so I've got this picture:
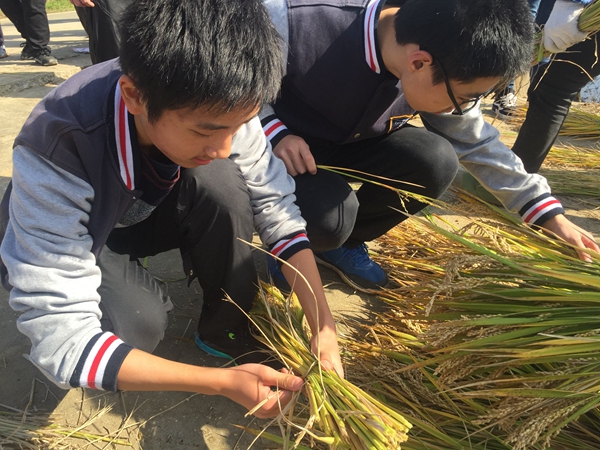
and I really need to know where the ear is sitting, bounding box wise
[405,50,434,73]
[118,75,146,115]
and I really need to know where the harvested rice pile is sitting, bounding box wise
[256,188,600,449]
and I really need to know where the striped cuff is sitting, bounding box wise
[69,332,133,391]
[519,194,565,226]
[261,115,291,148]
[269,232,311,265]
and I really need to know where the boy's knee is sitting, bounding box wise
[294,171,358,252]
[97,247,173,353]
[99,288,172,353]
[179,160,253,219]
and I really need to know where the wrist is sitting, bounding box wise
[194,367,231,396]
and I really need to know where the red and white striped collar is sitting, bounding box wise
[364,0,384,74]
[114,84,136,190]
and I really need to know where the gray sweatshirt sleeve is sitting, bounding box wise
[420,108,565,225]
[1,146,132,391]
[230,117,307,248]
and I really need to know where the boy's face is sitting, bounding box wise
[119,75,258,168]
[402,72,500,115]
[134,104,259,168]
[381,44,500,114]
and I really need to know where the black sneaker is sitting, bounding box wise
[33,48,57,66]
[20,43,35,60]
[491,91,517,119]
[195,323,281,367]
[0,46,8,59]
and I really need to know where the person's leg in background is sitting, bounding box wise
[512,32,600,173]
[0,0,56,65]
[0,0,28,47]
[491,0,542,119]
[75,0,130,64]
[0,23,7,58]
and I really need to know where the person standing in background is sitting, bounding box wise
[491,0,543,118]
[512,0,599,173]
[0,0,57,65]
[70,0,129,64]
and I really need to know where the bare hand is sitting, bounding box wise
[272,135,317,176]
[311,327,344,378]
[70,0,95,7]
[222,364,303,418]
[541,214,599,262]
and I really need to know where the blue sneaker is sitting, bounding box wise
[315,243,388,291]
[195,325,280,367]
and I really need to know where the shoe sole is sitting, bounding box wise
[35,59,58,66]
[314,255,388,294]
[194,332,236,362]
[491,109,517,121]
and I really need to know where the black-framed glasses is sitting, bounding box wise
[435,57,494,115]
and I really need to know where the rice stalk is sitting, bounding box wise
[304,166,600,448]
[0,407,132,449]
[249,282,413,449]
[366,197,599,448]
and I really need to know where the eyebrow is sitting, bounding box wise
[461,92,486,100]
[194,121,229,131]
[194,113,258,131]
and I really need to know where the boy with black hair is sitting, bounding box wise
[0,0,341,418]
[261,0,598,291]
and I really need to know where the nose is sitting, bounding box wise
[205,134,233,160]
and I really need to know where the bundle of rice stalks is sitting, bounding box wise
[246,282,412,449]
[0,405,131,449]
[516,106,600,141]
[579,0,600,34]
[347,193,600,449]
[556,108,600,140]
[538,168,600,199]
[542,145,600,170]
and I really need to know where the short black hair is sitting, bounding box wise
[395,0,534,84]
[119,0,284,122]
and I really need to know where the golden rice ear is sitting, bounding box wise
[342,183,600,449]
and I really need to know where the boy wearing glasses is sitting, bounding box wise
[262,0,598,291]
